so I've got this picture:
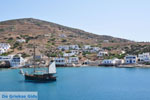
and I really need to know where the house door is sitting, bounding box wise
[130,60,132,63]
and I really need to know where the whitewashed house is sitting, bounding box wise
[44,33,51,37]
[0,55,25,67]
[97,51,108,57]
[59,34,67,38]
[138,53,150,62]
[0,49,5,54]
[16,39,26,43]
[103,40,109,43]
[82,45,91,50]
[124,55,137,64]
[10,56,25,67]
[58,45,80,51]
[69,45,80,50]
[63,52,75,57]
[91,47,100,52]
[83,60,100,66]
[121,50,126,54]
[83,59,90,65]
[82,45,100,53]
[0,56,12,61]
[71,50,79,55]
[0,43,11,54]
[58,45,69,51]
[0,43,11,50]
[68,57,79,64]
[54,57,66,66]
[101,58,123,66]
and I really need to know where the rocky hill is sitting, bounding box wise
[0,18,139,57]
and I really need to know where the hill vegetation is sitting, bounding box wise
[0,18,149,57]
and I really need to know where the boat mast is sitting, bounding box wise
[33,45,36,72]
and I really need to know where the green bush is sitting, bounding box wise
[82,51,91,56]
[47,53,57,57]
[50,38,55,41]
[12,42,20,49]
[22,53,30,58]
[17,46,23,50]
[0,29,4,32]
[61,39,67,42]
[7,37,13,43]
[0,51,13,56]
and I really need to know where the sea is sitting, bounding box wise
[0,67,150,100]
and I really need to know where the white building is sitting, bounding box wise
[54,57,66,66]
[0,43,11,54]
[83,60,100,66]
[63,52,75,57]
[82,45,91,50]
[83,59,90,65]
[97,51,108,57]
[138,53,150,62]
[58,45,69,51]
[91,47,100,52]
[68,57,79,64]
[124,55,137,64]
[69,45,80,50]
[103,40,109,43]
[101,58,123,66]
[71,50,79,55]
[0,55,25,67]
[121,50,126,54]
[0,56,12,61]
[16,39,26,43]
[59,34,67,38]
[0,43,11,50]
[44,33,51,37]
[58,45,80,51]
[10,56,25,67]
[82,45,100,53]
[0,49,5,54]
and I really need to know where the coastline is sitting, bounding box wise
[0,64,150,69]
[116,64,150,68]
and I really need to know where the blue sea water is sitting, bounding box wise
[0,67,150,100]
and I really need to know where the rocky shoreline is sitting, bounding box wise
[116,64,150,68]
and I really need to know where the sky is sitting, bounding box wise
[0,0,150,42]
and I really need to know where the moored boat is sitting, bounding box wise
[20,46,57,82]
[24,61,57,82]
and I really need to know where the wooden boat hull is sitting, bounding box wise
[25,74,56,82]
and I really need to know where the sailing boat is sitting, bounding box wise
[20,46,57,82]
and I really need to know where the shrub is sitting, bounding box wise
[7,37,13,43]
[22,53,30,58]
[0,29,4,32]
[0,51,13,56]
[17,46,23,50]
[12,42,20,49]
[50,38,55,41]
[61,39,67,42]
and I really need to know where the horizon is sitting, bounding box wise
[0,0,150,42]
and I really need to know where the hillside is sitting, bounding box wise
[0,18,146,57]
